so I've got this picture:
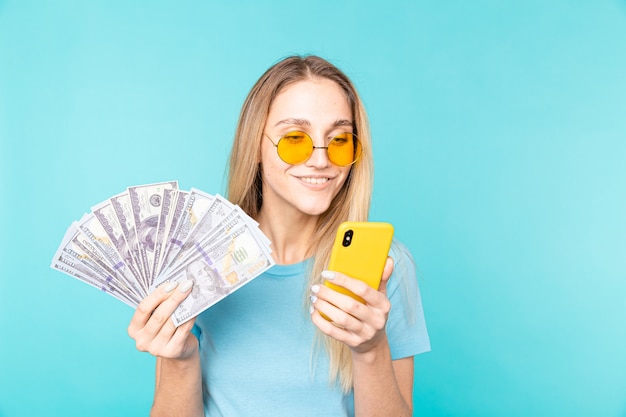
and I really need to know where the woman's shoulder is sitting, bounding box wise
[386,238,420,298]
[386,237,431,356]
[389,238,417,272]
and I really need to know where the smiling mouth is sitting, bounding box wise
[299,177,330,185]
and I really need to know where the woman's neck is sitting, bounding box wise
[256,208,318,265]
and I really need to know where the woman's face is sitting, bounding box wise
[260,78,353,218]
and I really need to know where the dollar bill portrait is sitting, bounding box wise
[185,259,223,310]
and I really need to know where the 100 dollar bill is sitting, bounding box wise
[51,182,275,327]
[166,223,274,326]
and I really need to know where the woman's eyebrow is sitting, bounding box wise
[274,118,310,127]
[274,118,353,127]
[334,119,353,127]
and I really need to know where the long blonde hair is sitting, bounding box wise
[227,55,373,391]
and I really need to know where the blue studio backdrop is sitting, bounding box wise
[1,1,625,416]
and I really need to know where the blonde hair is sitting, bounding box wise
[227,55,373,392]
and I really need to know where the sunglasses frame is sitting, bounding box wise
[264,131,362,167]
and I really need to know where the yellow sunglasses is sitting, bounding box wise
[265,131,362,167]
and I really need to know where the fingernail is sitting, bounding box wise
[311,284,320,294]
[163,281,178,293]
[321,270,335,280]
[309,305,315,315]
[179,279,193,293]
[310,295,317,304]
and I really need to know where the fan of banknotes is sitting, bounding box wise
[51,181,275,326]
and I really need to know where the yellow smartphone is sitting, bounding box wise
[324,221,394,303]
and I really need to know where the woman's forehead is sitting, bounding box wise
[267,79,352,127]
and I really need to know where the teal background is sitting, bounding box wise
[1,1,625,416]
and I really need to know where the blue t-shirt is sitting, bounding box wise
[193,239,430,416]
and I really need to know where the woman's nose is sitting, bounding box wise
[305,145,331,168]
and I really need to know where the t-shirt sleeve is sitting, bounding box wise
[385,239,431,360]
[192,323,202,342]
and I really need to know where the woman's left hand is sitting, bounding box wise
[310,257,394,354]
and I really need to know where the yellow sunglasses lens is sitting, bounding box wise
[276,132,313,164]
[328,133,361,166]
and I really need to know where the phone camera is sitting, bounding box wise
[342,229,353,247]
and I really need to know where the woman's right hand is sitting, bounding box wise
[127,279,198,360]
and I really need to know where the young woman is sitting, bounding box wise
[128,55,430,417]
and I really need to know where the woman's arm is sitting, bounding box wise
[151,353,204,417]
[310,258,414,416]
[127,280,205,417]
[351,342,414,416]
